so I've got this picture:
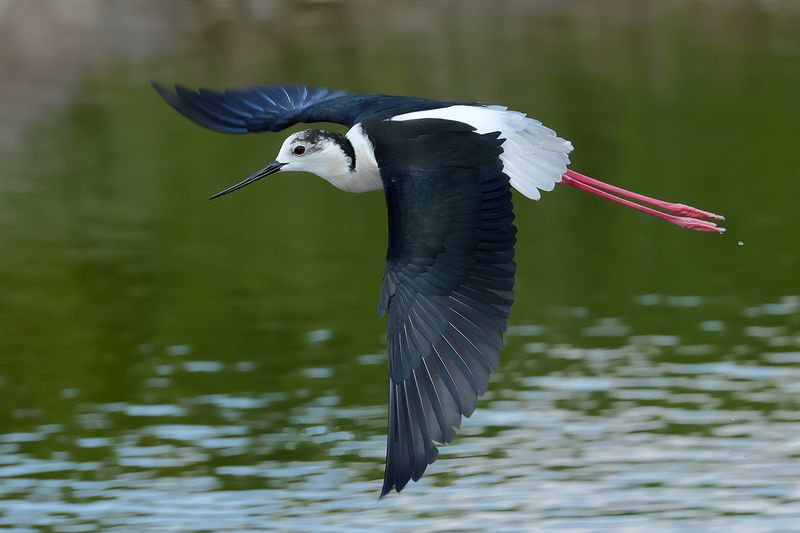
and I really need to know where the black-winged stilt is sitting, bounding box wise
[154,83,725,497]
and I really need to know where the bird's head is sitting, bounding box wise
[210,129,356,199]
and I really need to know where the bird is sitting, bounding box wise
[153,82,726,497]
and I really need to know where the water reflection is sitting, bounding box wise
[1,0,800,530]
[1,291,799,529]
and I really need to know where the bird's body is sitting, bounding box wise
[155,83,725,496]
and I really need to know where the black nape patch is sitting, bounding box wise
[296,129,333,145]
[297,129,356,170]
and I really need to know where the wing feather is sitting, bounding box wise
[371,118,516,497]
[154,83,463,134]
[154,83,350,133]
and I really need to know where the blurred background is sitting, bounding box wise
[1,0,799,530]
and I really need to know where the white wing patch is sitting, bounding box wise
[391,105,573,200]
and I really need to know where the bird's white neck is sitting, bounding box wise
[331,124,381,193]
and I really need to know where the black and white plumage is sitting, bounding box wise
[154,83,726,497]
[153,83,572,198]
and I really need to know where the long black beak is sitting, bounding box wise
[209,161,287,200]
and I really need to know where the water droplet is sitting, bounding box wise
[738,240,744,246]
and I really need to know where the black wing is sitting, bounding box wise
[370,119,516,497]
[153,83,459,133]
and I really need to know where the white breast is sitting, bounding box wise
[391,105,574,200]
[341,124,382,193]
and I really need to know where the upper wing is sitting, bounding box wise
[153,83,352,133]
[153,83,458,133]
[370,119,517,496]
[391,104,574,200]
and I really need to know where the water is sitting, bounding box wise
[1,1,800,530]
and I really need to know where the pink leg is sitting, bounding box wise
[563,170,725,221]
[561,172,726,234]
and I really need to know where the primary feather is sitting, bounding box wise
[369,118,516,496]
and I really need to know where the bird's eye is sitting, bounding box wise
[293,145,306,156]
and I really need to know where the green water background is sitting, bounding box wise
[1,1,799,530]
